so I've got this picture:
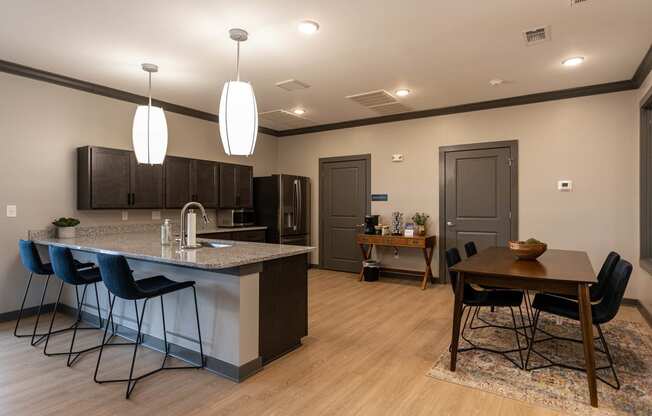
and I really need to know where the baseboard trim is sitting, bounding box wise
[0,302,57,323]
[623,298,652,329]
[58,304,262,382]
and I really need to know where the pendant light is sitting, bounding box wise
[219,28,258,156]
[132,63,168,164]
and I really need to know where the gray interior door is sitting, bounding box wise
[320,156,370,273]
[443,145,515,267]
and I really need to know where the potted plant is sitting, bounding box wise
[411,212,429,236]
[52,217,80,239]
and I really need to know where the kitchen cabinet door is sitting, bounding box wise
[236,165,253,208]
[165,156,192,208]
[193,160,219,208]
[89,147,131,209]
[219,163,237,208]
[130,154,164,208]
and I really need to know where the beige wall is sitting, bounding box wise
[277,91,637,294]
[0,73,278,314]
[632,70,652,313]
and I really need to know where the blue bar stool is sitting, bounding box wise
[45,245,116,366]
[94,253,204,399]
[15,240,94,346]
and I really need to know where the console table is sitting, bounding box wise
[355,234,437,290]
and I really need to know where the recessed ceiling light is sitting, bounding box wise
[489,79,504,86]
[292,108,306,115]
[562,56,584,66]
[395,89,410,97]
[298,20,319,34]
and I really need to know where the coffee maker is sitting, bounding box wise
[364,215,379,235]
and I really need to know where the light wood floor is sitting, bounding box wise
[0,269,648,416]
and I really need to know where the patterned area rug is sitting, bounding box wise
[427,308,652,415]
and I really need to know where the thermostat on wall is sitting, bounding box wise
[558,180,573,191]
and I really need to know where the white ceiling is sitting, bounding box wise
[1,0,651,130]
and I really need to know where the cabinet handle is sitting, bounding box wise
[131,193,135,206]
[127,193,131,205]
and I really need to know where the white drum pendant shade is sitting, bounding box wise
[219,81,258,156]
[132,105,168,164]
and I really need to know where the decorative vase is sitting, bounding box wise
[390,212,403,235]
[56,226,76,239]
[416,224,426,236]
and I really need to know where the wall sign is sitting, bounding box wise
[371,194,388,202]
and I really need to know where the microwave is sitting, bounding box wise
[217,209,256,227]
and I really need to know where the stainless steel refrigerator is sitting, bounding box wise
[254,174,311,246]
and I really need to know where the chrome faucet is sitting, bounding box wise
[180,201,210,249]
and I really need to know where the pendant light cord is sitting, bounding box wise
[147,70,152,164]
[236,40,240,82]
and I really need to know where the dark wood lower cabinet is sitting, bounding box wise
[259,254,308,364]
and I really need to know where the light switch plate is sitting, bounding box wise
[6,205,16,217]
[558,180,573,191]
[151,211,161,220]
[122,210,128,221]
[392,154,404,162]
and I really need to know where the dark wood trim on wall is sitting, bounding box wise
[0,59,281,137]
[437,140,519,282]
[280,81,635,136]
[2,42,651,138]
[633,44,652,88]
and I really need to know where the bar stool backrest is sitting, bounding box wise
[49,246,85,285]
[594,259,632,324]
[18,240,49,275]
[464,241,478,258]
[96,253,142,300]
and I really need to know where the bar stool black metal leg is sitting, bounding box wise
[93,282,103,329]
[509,306,524,369]
[30,274,51,346]
[43,280,65,356]
[14,272,34,337]
[66,284,89,366]
[126,298,148,399]
[192,286,204,366]
[160,296,169,357]
[94,294,116,383]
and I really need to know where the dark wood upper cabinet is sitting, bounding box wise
[219,163,253,208]
[78,146,251,210]
[130,156,164,209]
[164,156,192,208]
[78,146,131,209]
[192,160,219,208]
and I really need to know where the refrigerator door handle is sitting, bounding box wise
[297,179,302,232]
[293,179,299,231]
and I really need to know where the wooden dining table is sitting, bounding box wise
[448,247,600,407]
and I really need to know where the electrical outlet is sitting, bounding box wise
[152,211,161,220]
[393,248,399,259]
[6,205,17,217]
[121,210,128,221]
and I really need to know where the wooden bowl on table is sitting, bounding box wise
[508,240,547,260]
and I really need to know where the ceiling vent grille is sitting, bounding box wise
[275,79,311,91]
[258,110,314,130]
[346,90,397,108]
[370,102,412,116]
[523,26,551,45]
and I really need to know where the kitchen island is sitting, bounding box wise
[33,232,314,382]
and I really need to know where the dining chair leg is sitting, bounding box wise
[525,309,541,370]
[13,272,34,338]
[509,306,525,369]
[30,274,51,346]
[596,325,620,390]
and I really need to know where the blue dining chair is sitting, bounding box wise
[15,240,93,346]
[94,253,204,399]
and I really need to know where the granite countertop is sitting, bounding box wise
[33,232,313,271]
[197,226,267,234]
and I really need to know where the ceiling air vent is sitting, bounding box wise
[370,102,412,116]
[523,26,551,46]
[346,90,397,108]
[258,110,314,130]
[276,79,310,91]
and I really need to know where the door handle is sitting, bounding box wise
[446,221,456,227]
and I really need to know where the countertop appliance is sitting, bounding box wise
[254,174,310,247]
[364,215,379,235]
[217,208,255,227]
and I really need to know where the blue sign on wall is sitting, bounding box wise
[371,194,388,202]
